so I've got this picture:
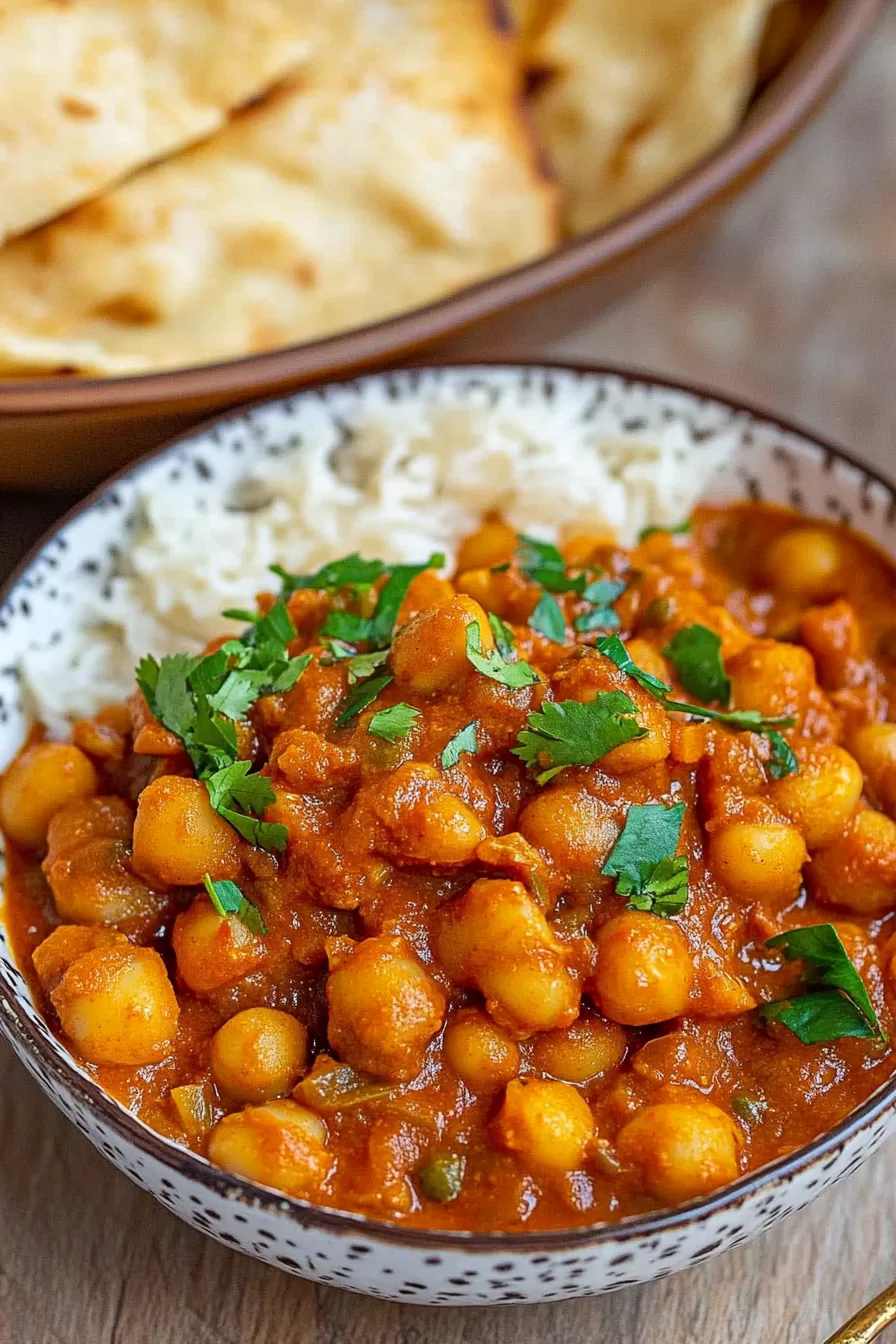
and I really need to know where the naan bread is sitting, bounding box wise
[0,0,558,375]
[527,0,777,234]
[0,0,319,245]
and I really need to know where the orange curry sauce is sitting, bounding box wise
[3,503,896,1232]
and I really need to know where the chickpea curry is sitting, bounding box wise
[4,504,896,1232]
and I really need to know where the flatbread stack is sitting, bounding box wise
[0,0,791,377]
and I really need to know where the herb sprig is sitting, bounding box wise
[515,534,625,642]
[512,693,645,784]
[758,925,884,1043]
[602,802,689,916]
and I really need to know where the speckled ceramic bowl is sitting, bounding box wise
[1,364,895,1304]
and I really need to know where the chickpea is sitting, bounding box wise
[44,795,133,866]
[132,776,241,887]
[0,743,97,849]
[800,599,862,689]
[617,1100,741,1205]
[210,1008,309,1104]
[603,697,671,775]
[172,894,267,995]
[370,762,486,866]
[443,1010,520,1089]
[810,808,896,915]
[768,743,863,850]
[207,1100,330,1199]
[709,822,808,903]
[390,595,493,696]
[434,878,579,1035]
[593,912,693,1026]
[456,518,518,572]
[518,786,617,875]
[46,837,170,941]
[51,943,179,1066]
[531,1015,627,1083]
[32,924,128,996]
[395,570,455,627]
[763,526,845,602]
[728,642,816,722]
[851,722,896,816]
[492,1078,594,1170]
[326,935,446,1082]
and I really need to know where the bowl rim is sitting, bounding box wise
[0,0,884,417]
[2,358,896,1254]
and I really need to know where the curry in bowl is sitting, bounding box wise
[3,504,896,1232]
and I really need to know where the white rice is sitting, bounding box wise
[20,375,739,727]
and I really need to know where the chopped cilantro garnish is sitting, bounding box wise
[440,721,478,770]
[602,802,689,916]
[271,554,388,596]
[465,622,539,688]
[662,624,730,705]
[766,730,800,780]
[758,925,884,1043]
[512,693,645,784]
[529,591,566,644]
[574,605,621,633]
[203,874,268,936]
[321,611,377,644]
[595,634,795,736]
[334,673,394,727]
[639,521,692,542]
[516,534,565,578]
[320,553,445,652]
[368,703,421,743]
[346,648,390,684]
[488,613,516,661]
[135,597,309,872]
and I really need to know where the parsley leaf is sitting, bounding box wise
[368,703,421,743]
[488,613,516,661]
[512,693,645,784]
[465,622,539,688]
[602,802,689,916]
[335,673,394,727]
[203,874,268,936]
[529,591,566,644]
[639,521,691,542]
[662,624,731,705]
[440,721,478,770]
[758,924,884,1043]
[271,554,388,596]
[766,730,800,780]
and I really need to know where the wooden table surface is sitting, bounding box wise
[2,11,895,1343]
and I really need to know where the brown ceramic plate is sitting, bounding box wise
[0,0,883,489]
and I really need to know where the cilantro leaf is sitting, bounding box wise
[465,622,539,689]
[347,649,390,684]
[512,693,645,784]
[218,808,288,852]
[135,654,160,704]
[662,624,731,705]
[247,598,297,653]
[639,521,691,542]
[321,610,375,644]
[596,634,672,697]
[602,802,689,916]
[596,634,795,734]
[220,608,258,624]
[767,730,799,780]
[271,554,388,596]
[529,592,566,644]
[368,554,445,648]
[758,924,884,1043]
[335,673,393,727]
[488,613,516,661]
[207,669,270,721]
[206,760,276,816]
[516,534,565,576]
[440,721,478,770]
[368,703,421,743]
[150,652,201,741]
[574,606,621,633]
[203,874,268,936]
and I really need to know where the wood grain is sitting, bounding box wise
[2,9,895,1342]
